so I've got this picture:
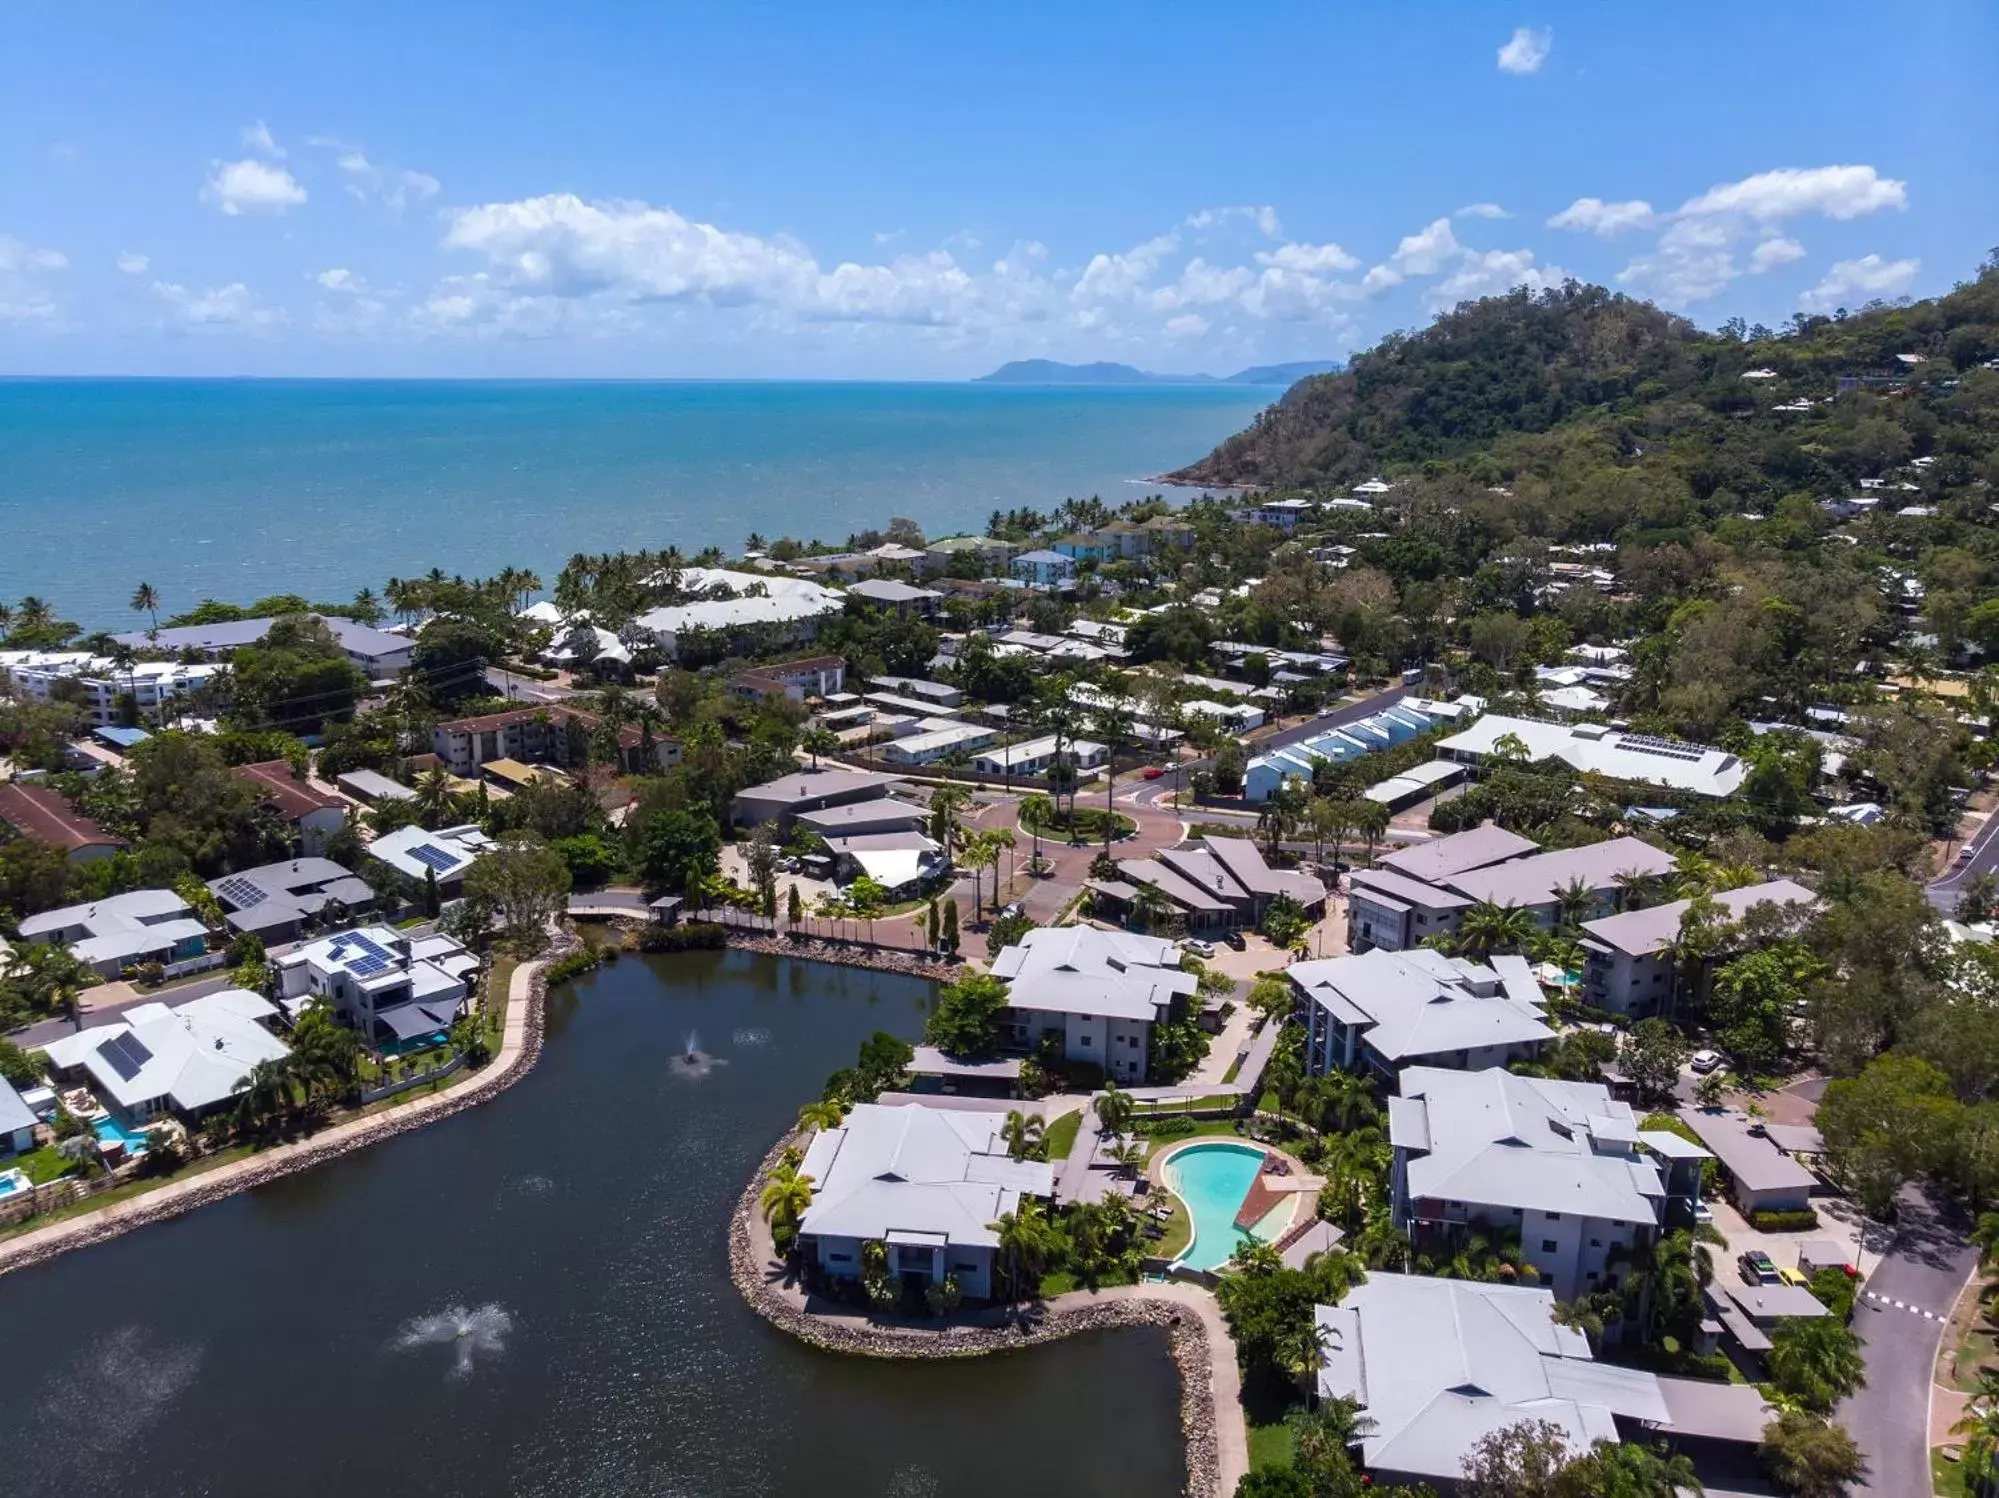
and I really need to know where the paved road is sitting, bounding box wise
[1838,1185,1979,1495]
[486,666,582,703]
[1926,808,1999,914]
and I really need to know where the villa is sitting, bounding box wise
[0,648,226,727]
[1290,948,1553,1078]
[18,889,211,979]
[797,1102,1055,1301]
[0,781,125,863]
[207,857,377,943]
[276,925,479,1048]
[39,989,291,1124]
[1389,1067,1667,1300]
[1579,878,1818,1015]
[367,823,494,897]
[109,615,414,677]
[987,926,1195,1083]
[232,759,348,855]
[1314,1273,1668,1489]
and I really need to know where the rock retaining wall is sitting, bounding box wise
[729,1133,1223,1498]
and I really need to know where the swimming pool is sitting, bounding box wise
[0,1168,28,1200]
[1162,1141,1291,1272]
[92,1115,151,1155]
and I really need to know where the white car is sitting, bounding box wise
[1690,1049,1724,1074]
[1180,938,1215,959]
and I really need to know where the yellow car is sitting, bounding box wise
[1777,1267,1810,1288]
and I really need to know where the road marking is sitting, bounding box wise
[1863,1289,1945,1319]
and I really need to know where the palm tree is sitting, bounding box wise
[411,766,458,830]
[990,1198,1061,1300]
[1129,881,1171,934]
[961,832,999,922]
[1229,1239,1284,1276]
[130,581,160,637]
[759,1163,815,1245]
[1109,1138,1147,1179]
[1257,782,1302,859]
[1094,1080,1135,1139]
[1020,793,1054,869]
[1001,1109,1046,1161]
[1552,876,1594,933]
[1953,1369,1999,1494]
[1456,900,1537,961]
[989,826,1017,901]
[1352,798,1391,864]
[801,727,838,768]
[6,942,97,1031]
[1768,1316,1867,1413]
[797,1099,845,1132]
[233,1058,295,1137]
[1613,867,1657,912]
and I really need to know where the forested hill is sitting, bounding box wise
[1167,267,1999,490]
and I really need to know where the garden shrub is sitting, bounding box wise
[1747,1207,1820,1233]
[630,921,728,953]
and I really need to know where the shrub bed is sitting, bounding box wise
[1747,1206,1820,1233]
[630,921,729,953]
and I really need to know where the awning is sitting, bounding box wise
[374,1000,461,1041]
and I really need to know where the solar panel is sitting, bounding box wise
[346,933,391,962]
[98,1030,153,1082]
[409,844,461,873]
[349,955,391,977]
[216,876,269,909]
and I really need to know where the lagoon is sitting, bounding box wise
[0,950,1187,1498]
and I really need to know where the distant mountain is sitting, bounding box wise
[973,358,1343,386]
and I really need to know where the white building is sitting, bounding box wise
[1436,714,1746,797]
[967,735,1108,777]
[276,925,478,1048]
[797,1102,1055,1301]
[40,989,289,1123]
[1579,878,1818,1015]
[630,570,844,658]
[1291,948,1553,1078]
[17,889,212,979]
[366,824,494,896]
[0,650,225,728]
[987,926,1195,1083]
[1389,1067,1666,1300]
[876,722,998,765]
[108,616,414,676]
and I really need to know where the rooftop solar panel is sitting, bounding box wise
[98,1030,153,1082]
[216,876,269,909]
[408,844,462,873]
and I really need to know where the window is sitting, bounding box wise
[1079,1034,1092,1047]
[1546,1213,1562,1222]
[1541,1239,1558,1253]
[1589,1238,1602,1247]
[828,1253,853,1263]
[1586,1270,1599,1281]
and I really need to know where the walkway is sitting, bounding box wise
[0,949,549,1276]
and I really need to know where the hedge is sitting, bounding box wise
[1747,1206,1820,1233]
[630,921,729,953]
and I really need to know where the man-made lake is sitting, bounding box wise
[0,951,1187,1497]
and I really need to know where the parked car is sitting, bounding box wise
[1223,930,1247,951]
[1738,1250,1779,1285]
[1777,1267,1810,1288]
[1690,1049,1724,1074]
[1180,938,1215,958]
[1142,766,1166,780]
[999,902,1024,921]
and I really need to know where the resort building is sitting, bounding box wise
[844,578,944,616]
[109,615,414,676]
[1438,836,1680,928]
[1344,866,1474,953]
[366,824,494,897]
[987,926,1196,1084]
[731,767,908,832]
[1681,1108,1818,1217]
[1435,714,1747,798]
[1093,836,1327,935]
[630,572,844,659]
[18,889,211,979]
[797,1102,1056,1301]
[0,781,125,863]
[1009,549,1076,587]
[921,535,1015,575]
[1376,824,1538,884]
[820,830,946,897]
[876,722,999,766]
[1388,1067,1666,1299]
[276,925,479,1048]
[794,796,931,840]
[727,655,848,704]
[0,649,226,727]
[431,705,680,779]
[1314,1273,1668,1490]
[1578,878,1818,1015]
[1243,698,1474,802]
[206,857,376,943]
[39,990,291,1124]
[1291,949,1553,1079]
[232,759,348,856]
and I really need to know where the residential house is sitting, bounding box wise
[726,655,848,703]
[1244,699,1473,802]
[1182,698,1265,735]
[1436,714,1747,798]
[39,989,290,1124]
[1388,1067,1667,1299]
[967,735,1108,777]
[1579,879,1818,1015]
[1008,549,1076,587]
[877,723,998,765]
[1314,1273,1668,1490]
[797,1102,1055,1301]
[1239,498,1315,531]
[845,578,944,616]
[986,926,1196,1083]
[431,705,681,779]
[866,676,964,709]
[731,767,909,832]
[1291,948,1553,1079]
[366,824,494,898]
[207,857,376,943]
[1362,760,1467,814]
[233,759,348,856]
[110,615,414,676]
[276,925,479,1048]
[1,1078,37,1156]
[921,536,1014,576]
[18,889,211,979]
[0,649,226,727]
[335,768,415,806]
[0,781,124,863]
[1682,1109,1818,1216]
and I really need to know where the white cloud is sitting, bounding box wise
[1431,247,1570,307]
[1186,205,1284,239]
[315,267,362,291]
[1678,164,1906,222]
[1163,313,1209,338]
[116,252,150,275]
[309,138,441,211]
[1072,233,1180,302]
[0,236,67,273]
[201,158,307,216]
[1797,254,1920,313]
[1497,25,1551,74]
[1255,241,1361,274]
[1748,236,1806,274]
[153,280,286,330]
[241,121,285,159]
[0,234,67,326]
[873,229,905,246]
[1361,217,1461,292]
[1547,197,1655,235]
[1618,218,1740,303]
[1456,202,1510,220]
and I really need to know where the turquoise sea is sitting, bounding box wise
[0,379,1269,629]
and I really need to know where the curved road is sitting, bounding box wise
[1926,809,1999,914]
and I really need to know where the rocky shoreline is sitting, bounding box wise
[719,928,961,983]
[0,947,559,1278]
[728,1133,1224,1498]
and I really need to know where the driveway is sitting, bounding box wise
[1928,807,1999,914]
[1838,1185,1979,1495]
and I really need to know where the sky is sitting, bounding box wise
[1,1,1995,380]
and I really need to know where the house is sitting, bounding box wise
[846,578,944,616]
[727,655,848,703]
[1682,1109,1818,1216]
[275,925,479,1048]
[207,857,377,943]
[1314,1273,1668,1490]
[1345,867,1474,952]
[630,574,844,658]
[1389,1067,1667,1300]
[1436,714,1746,798]
[1182,698,1265,735]
[1243,700,1472,802]
[876,722,999,765]
[17,889,211,979]
[0,781,125,863]
[1101,836,1327,934]
[1240,498,1315,531]
[1439,836,1680,927]
[431,705,681,779]
[334,768,415,805]
[1292,948,1553,1078]
[366,824,494,897]
[0,1078,37,1156]
[731,767,908,832]
[821,830,946,896]
[39,990,290,1123]
[986,926,1196,1083]
[539,621,634,676]
[1712,1279,1831,1360]
[921,536,1014,575]
[1578,878,1818,1015]
[1362,760,1466,814]
[0,649,226,727]
[867,676,964,709]
[794,797,931,840]
[233,760,348,856]
[797,1102,1055,1301]
[110,615,414,676]
[1377,824,1540,884]
[1009,549,1076,587]
[967,735,1107,778]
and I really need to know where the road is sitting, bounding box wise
[486,666,583,703]
[1838,1184,1979,1495]
[1926,808,1999,914]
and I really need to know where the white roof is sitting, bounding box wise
[1391,1067,1663,1224]
[19,889,210,967]
[988,925,1196,1023]
[1437,714,1745,797]
[1318,1273,1667,1483]
[1288,948,1554,1064]
[41,989,288,1114]
[367,823,493,882]
[634,590,842,638]
[798,1103,1053,1248]
[970,735,1106,770]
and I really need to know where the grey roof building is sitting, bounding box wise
[731,767,907,830]
[1377,824,1539,883]
[112,614,413,675]
[1292,947,1553,1078]
[1346,865,1475,953]
[1579,878,1818,1015]
[1682,1108,1818,1214]
[207,858,376,941]
[1443,835,1678,918]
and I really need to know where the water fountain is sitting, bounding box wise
[394,1304,514,1379]
[667,1030,726,1081]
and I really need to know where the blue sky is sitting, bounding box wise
[2,1,1993,378]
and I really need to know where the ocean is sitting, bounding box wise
[0,379,1269,629]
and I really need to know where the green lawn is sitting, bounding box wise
[11,1143,81,1185]
[1247,1419,1296,1472]
[1142,1119,1248,1158]
[1950,1319,1999,1393]
[1152,1194,1193,1259]
[1934,1445,1971,1497]
[1131,1093,1240,1115]
[1044,1108,1082,1160]
[0,1143,258,1244]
